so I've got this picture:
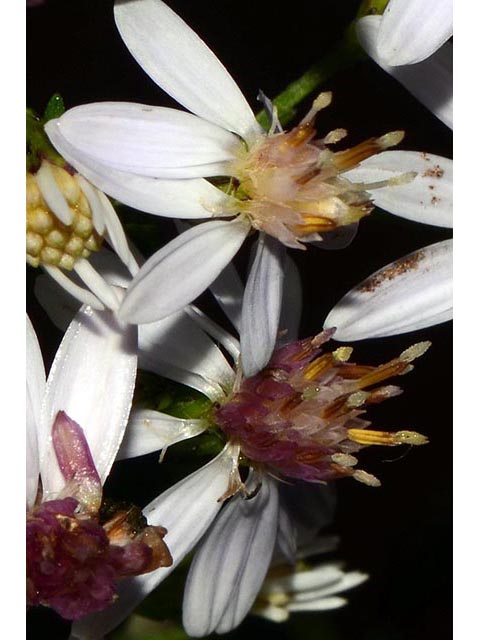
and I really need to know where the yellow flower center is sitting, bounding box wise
[26,161,103,270]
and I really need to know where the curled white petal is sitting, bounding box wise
[39,306,138,497]
[183,474,279,636]
[114,0,261,144]
[209,263,245,335]
[119,218,250,324]
[324,239,452,340]
[71,445,236,640]
[345,151,452,228]
[46,118,235,218]
[240,234,286,377]
[117,408,208,460]
[377,0,453,66]
[357,16,452,129]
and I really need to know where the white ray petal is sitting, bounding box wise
[276,500,297,564]
[138,308,235,397]
[117,408,208,460]
[73,259,122,311]
[56,102,242,178]
[278,254,302,344]
[240,234,286,377]
[74,174,106,235]
[357,17,452,129]
[377,0,453,66]
[46,119,236,218]
[291,569,368,601]
[186,305,240,361]
[71,445,236,640]
[119,218,250,324]
[43,265,105,310]
[35,160,73,225]
[209,263,245,334]
[287,596,347,611]
[324,239,452,341]
[26,317,45,507]
[345,150,452,228]
[96,190,140,276]
[183,474,279,636]
[39,306,138,498]
[114,0,262,144]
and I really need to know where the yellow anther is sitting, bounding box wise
[377,130,405,149]
[331,453,358,467]
[345,391,369,408]
[399,342,431,363]
[333,346,353,362]
[347,428,428,447]
[353,469,381,487]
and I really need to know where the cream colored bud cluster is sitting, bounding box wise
[26,163,103,270]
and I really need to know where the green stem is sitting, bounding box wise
[256,0,389,129]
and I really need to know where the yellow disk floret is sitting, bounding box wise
[26,162,103,270]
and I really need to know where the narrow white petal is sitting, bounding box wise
[183,475,279,636]
[264,563,345,596]
[96,190,140,276]
[74,174,106,235]
[71,446,235,640]
[324,239,452,341]
[291,570,369,601]
[276,501,297,564]
[43,265,105,310]
[209,263,245,334]
[39,306,138,497]
[278,254,302,344]
[57,102,242,177]
[117,408,208,460]
[114,0,262,144]
[377,0,453,66]
[345,150,452,228]
[186,305,240,361]
[138,308,235,396]
[73,259,122,311]
[26,317,45,507]
[46,119,236,218]
[357,17,452,129]
[35,160,73,225]
[254,604,289,623]
[317,223,359,250]
[288,596,347,611]
[119,218,250,324]
[241,234,286,377]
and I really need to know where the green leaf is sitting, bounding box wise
[42,93,65,122]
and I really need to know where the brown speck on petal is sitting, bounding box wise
[360,250,425,293]
[422,164,444,178]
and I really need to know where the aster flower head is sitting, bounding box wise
[27,100,140,312]
[45,0,452,376]
[63,234,452,640]
[26,310,173,621]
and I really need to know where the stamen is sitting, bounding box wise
[333,131,404,171]
[324,128,348,145]
[300,91,333,125]
[353,469,381,487]
[331,453,358,467]
[333,346,353,362]
[303,354,335,380]
[347,428,429,447]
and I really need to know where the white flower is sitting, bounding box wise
[64,237,451,639]
[27,158,140,311]
[253,537,368,623]
[27,310,170,621]
[356,0,453,128]
[45,0,452,376]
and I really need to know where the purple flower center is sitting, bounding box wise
[215,331,428,485]
[27,496,170,620]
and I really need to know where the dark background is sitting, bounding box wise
[27,1,452,639]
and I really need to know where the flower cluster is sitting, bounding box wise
[26,1,452,639]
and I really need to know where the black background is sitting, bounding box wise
[27,1,452,639]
